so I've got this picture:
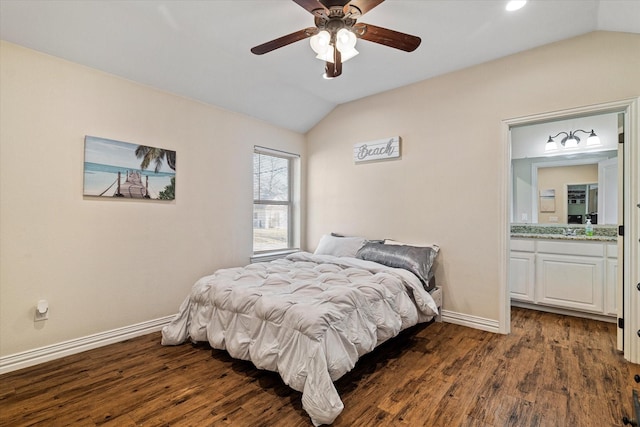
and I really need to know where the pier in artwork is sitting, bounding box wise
[114,171,149,198]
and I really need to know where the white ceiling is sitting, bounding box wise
[1,0,639,134]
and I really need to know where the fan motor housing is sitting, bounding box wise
[314,6,358,32]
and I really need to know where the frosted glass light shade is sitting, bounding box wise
[315,45,335,63]
[564,136,579,148]
[336,29,358,62]
[586,131,601,146]
[310,31,331,55]
[340,47,358,62]
[336,29,356,51]
[545,137,558,152]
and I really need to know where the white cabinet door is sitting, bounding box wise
[510,252,535,302]
[535,254,604,313]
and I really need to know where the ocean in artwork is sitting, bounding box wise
[83,162,175,198]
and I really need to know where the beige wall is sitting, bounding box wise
[0,41,306,357]
[306,31,640,322]
[2,31,639,360]
[537,164,598,224]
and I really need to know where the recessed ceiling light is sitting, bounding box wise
[506,0,527,11]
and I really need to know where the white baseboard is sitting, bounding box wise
[1,310,499,375]
[0,315,174,375]
[441,310,501,333]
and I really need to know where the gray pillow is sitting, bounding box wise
[356,242,438,288]
[314,234,366,258]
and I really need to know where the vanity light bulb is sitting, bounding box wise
[586,132,601,146]
[564,137,579,148]
[545,137,558,152]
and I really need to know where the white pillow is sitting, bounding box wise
[314,234,366,258]
[384,239,440,252]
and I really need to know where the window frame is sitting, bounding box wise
[252,146,298,255]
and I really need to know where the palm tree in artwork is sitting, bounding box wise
[135,146,176,172]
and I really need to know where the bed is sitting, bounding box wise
[161,235,442,425]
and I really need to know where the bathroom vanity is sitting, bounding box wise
[510,224,618,321]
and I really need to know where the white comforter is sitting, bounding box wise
[161,252,439,425]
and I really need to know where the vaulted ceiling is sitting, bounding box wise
[1,1,639,133]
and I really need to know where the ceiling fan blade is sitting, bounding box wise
[353,23,421,52]
[292,0,327,14]
[347,0,385,15]
[319,0,350,8]
[251,28,317,55]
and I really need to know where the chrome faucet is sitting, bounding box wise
[562,228,576,236]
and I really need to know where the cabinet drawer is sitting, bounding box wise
[537,240,604,257]
[511,239,535,252]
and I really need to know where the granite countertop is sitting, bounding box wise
[510,224,617,242]
[510,233,616,242]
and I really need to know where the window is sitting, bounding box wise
[253,147,298,253]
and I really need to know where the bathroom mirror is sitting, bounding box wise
[511,152,617,225]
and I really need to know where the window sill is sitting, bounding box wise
[250,249,299,264]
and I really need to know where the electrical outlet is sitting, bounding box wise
[34,300,48,322]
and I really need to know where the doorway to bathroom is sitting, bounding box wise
[502,98,639,362]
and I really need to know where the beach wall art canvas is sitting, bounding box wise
[83,136,176,200]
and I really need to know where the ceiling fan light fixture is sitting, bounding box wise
[251,1,421,79]
[310,30,331,55]
[312,29,358,64]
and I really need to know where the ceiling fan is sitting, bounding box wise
[250,0,421,79]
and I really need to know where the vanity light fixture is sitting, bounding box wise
[545,129,601,152]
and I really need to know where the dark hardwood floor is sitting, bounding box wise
[1,307,638,426]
